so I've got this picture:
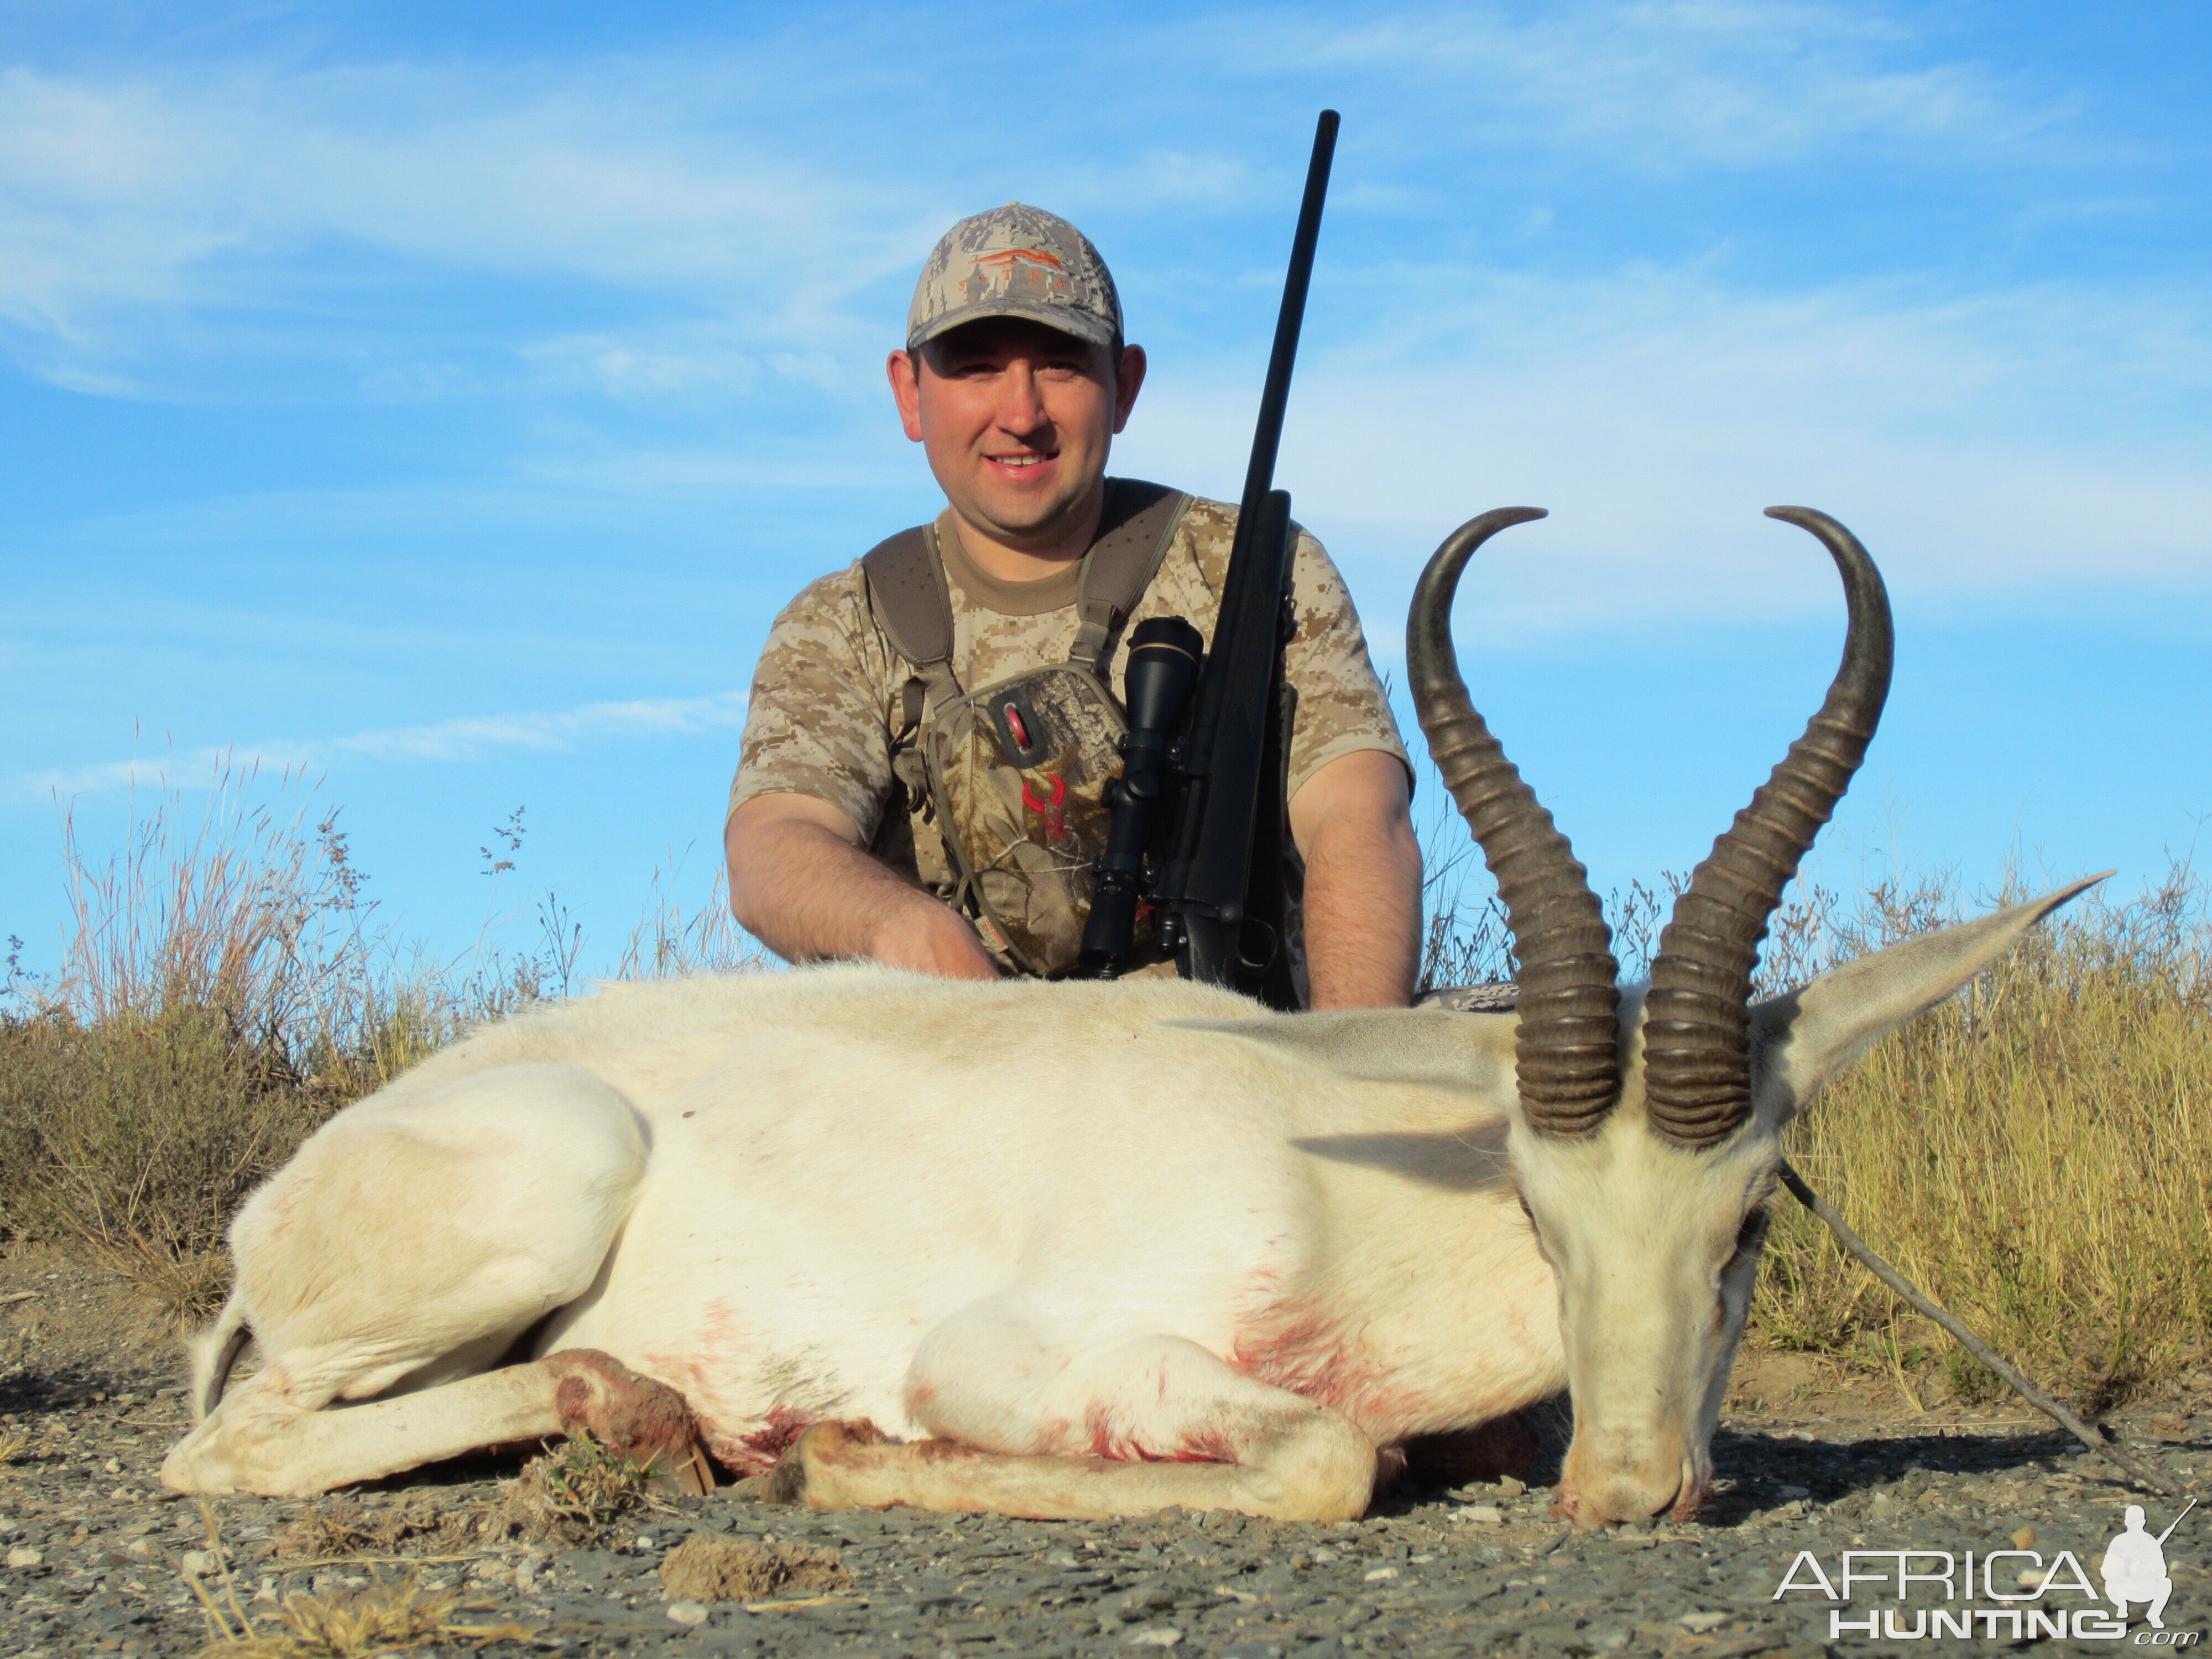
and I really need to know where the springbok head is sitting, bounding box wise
[1406,506,2095,1528]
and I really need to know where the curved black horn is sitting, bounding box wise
[1642,507,1893,1149]
[1409,508,1621,1138]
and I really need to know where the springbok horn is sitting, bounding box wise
[1643,507,1893,1149]
[1408,508,1621,1137]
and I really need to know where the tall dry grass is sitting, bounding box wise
[1754,866,2212,1412]
[0,776,758,1321]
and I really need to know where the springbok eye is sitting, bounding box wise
[1513,1193,1553,1261]
[1731,1208,1772,1263]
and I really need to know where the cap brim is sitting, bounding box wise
[908,299,1118,352]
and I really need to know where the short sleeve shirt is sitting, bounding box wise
[729,492,1410,843]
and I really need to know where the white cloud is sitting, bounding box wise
[1214,1,2056,169]
[0,55,943,373]
[0,2,2067,379]
[18,691,749,802]
[1118,263,2212,632]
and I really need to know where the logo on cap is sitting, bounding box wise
[909,204,1121,351]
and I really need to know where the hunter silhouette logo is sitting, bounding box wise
[2105,1500,2194,1630]
[1774,1499,2201,1643]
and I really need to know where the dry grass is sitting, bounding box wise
[191,1503,538,1657]
[195,1574,540,1658]
[0,775,758,1323]
[275,1498,482,1563]
[1753,866,2212,1412]
[494,1433,666,1546]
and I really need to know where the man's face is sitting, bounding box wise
[888,317,1146,551]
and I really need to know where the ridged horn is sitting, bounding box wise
[1642,507,1893,1149]
[1408,508,1621,1137]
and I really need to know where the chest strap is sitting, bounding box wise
[861,478,1190,735]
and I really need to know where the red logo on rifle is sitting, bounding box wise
[1022,774,1068,841]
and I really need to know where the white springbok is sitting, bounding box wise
[163,507,2095,1527]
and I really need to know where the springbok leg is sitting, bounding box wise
[163,1062,660,1496]
[774,1299,1376,1521]
[160,1350,712,1498]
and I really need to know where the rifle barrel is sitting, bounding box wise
[1237,109,1338,528]
[1181,111,1338,790]
[1162,110,1338,998]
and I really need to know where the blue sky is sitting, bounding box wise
[5,1,2209,980]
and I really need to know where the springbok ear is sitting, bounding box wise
[1166,1008,1518,1099]
[1750,874,2107,1120]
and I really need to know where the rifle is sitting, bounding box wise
[1077,111,1338,1009]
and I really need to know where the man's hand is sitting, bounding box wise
[726,794,1000,980]
[1288,749,1423,1010]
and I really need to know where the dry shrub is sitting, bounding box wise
[1752,864,2212,1411]
[0,774,754,1322]
[0,780,453,1319]
[659,1535,852,1603]
[495,1433,662,1546]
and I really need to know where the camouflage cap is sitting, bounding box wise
[906,203,1123,352]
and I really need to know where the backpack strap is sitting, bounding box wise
[861,523,960,735]
[1070,479,1190,675]
[862,478,1191,715]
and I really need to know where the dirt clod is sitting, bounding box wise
[658,1533,852,1603]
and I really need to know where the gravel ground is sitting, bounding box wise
[3,1250,2205,1658]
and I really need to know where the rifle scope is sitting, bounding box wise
[1077,616,1205,977]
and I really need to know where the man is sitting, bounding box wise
[725,204,1421,1009]
[2101,1505,2176,1628]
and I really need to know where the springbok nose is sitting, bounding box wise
[1559,1434,1689,1528]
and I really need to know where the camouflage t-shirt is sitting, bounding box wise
[729,491,1410,869]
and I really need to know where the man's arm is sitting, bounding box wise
[726,793,999,979]
[1288,749,1422,1010]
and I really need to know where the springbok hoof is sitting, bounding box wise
[766,1420,895,1508]
[544,1349,713,1496]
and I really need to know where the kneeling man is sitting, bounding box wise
[726,204,1420,1009]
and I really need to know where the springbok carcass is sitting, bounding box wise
[163,506,2094,1527]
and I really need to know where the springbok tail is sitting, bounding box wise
[187,1291,252,1424]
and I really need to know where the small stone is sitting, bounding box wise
[1125,1627,1182,1648]
[102,1458,121,1474]
[2012,1525,2036,1550]
[666,1599,710,1626]
[180,1551,217,1577]
[1676,1611,1728,1632]
[1452,1506,1504,1526]
[1498,1475,1527,1496]
[7,1546,40,1568]
[1361,1565,1398,1581]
